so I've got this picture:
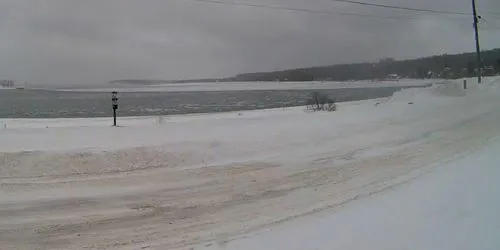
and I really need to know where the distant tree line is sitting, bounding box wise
[229,48,500,82]
[111,48,500,85]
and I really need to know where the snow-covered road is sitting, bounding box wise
[1,78,500,249]
[215,135,500,250]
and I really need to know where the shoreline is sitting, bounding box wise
[0,97,386,130]
[0,85,429,119]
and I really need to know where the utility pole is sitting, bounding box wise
[472,0,482,83]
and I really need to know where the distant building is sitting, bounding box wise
[0,80,14,88]
[484,66,495,76]
[386,74,400,81]
[442,67,453,79]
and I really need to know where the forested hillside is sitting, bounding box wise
[231,48,500,81]
[111,49,500,85]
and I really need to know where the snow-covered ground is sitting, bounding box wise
[1,77,499,249]
[53,79,438,92]
[210,137,500,250]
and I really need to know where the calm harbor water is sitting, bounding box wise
[0,87,413,118]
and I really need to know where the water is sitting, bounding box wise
[0,87,412,118]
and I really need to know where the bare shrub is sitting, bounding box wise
[306,92,336,112]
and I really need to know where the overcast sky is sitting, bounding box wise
[0,0,499,86]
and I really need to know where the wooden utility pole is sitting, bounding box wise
[472,0,482,83]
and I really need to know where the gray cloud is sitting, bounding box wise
[0,0,498,86]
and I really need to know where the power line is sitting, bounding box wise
[482,11,500,17]
[481,14,500,21]
[181,0,474,22]
[476,7,500,17]
[182,0,419,20]
[480,18,500,30]
[331,0,470,16]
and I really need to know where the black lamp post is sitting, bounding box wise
[112,91,118,126]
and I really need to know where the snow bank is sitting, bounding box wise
[386,77,499,105]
